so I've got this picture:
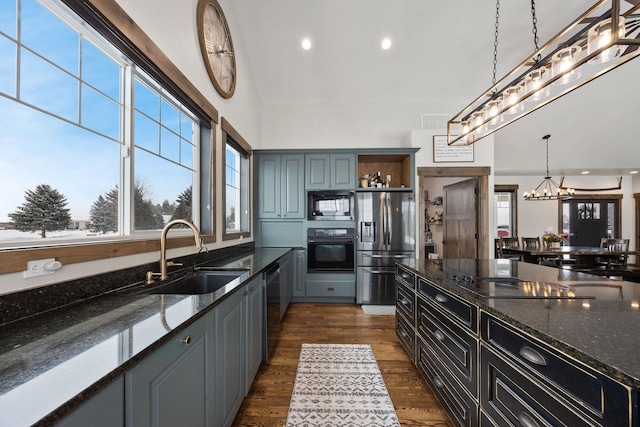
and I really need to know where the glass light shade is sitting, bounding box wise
[470,110,486,133]
[502,84,524,114]
[551,46,582,85]
[460,120,475,143]
[588,17,626,64]
[486,99,503,127]
[524,67,550,102]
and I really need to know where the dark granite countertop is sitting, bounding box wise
[0,247,290,427]
[399,258,640,390]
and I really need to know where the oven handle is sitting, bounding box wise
[362,253,411,259]
[308,238,354,243]
[362,268,395,274]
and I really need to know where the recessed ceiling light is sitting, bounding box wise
[302,38,311,50]
[381,38,391,50]
[581,171,590,175]
[630,171,638,174]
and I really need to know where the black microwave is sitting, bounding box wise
[307,190,355,220]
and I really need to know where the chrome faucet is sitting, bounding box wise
[146,219,204,283]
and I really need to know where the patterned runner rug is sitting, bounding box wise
[286,344,400,426]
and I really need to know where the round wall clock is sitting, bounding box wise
[197,0,236,98]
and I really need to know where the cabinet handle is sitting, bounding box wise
[249,287,254,291]
[434,293,448,303]
[401,298,410,307]
[399,330,408,338]
[181,336,191,345]
[517,412,540,427]
[519,346,547,366]
[244,290,248,296]
[327,287,334,291]
[401,273,410,279]
[432,375,444,388]
[433,329,445,341]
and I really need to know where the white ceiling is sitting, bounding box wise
[230,0,639,176]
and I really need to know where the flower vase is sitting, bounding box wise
[550,242,561,248]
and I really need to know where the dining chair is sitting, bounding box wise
[599,238,630,269]
[521,237,559,266]
[498,237,521,260]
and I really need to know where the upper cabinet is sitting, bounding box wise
[258,154,305,219]
[305,154,356,190]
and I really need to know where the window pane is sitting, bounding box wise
[226,164,237,187]
[20,48,78,122]
[134,111,160,153]
[0,97,120,242]
[134,148,193,230]
[81,84,120,140]
[0,36,16,96]
[0,0,17,39]
[160,127,180,162]
[160,99,179,134]
[226,186,238,231]
[81,39,120,100]
[181,140,193,169]
[134,79,158,120]
[180,116,192,141]
[21,0,79,75]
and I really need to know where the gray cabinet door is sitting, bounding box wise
[281,154,305,218]
[258,155,281,218]
[305,154,331,189]
[293,249,306,297]
[125,319,208,427]
[279,252,293,318]
[331,153,356,189]
[245,277,263,394]
[55,377,124,427]
[214,289,245,427]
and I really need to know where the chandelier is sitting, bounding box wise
[524,135,574,201]
[447,0,640,146]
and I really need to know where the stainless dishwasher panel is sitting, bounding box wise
[263,263,280,361]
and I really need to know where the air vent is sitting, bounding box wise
[421,114,451,130]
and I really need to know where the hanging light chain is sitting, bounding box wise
[492,0,500,87]
[530,0,542,62]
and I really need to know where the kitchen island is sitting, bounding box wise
[396,258,640,426]
[0,247,290,427]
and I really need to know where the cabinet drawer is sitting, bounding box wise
[395,311,415,363]
[418,278,477,333]
[396,265,415,289]
[481,344,596,427]
[481,312,630,424]
[306,280,355,297]
[417,297,478,397]
[416,337,478,427]
[396,281,415,323]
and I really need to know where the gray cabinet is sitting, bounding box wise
[55,377,124,427]
[125,318,209,427]
[305,153,356,190]
[279,251,293,318]
[258,154,304,219]
[213,287,245,427]
[293,249,306,297]
[245,276,263,394]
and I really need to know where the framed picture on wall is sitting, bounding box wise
[432,135,474,163]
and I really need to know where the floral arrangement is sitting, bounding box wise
[543,232,566,243]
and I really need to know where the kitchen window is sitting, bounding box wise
[222,118,251,241]
[494,185,518,238]
[0,0,209,249]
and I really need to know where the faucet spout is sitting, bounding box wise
[159,219,203,280]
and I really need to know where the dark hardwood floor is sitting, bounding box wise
[232,303,453,426]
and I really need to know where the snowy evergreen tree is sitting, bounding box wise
[171,186,192,222]
[9,184,71,238]
[88,194,117,234]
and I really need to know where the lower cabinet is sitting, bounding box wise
[125,317,209,427]
[293,249,306,297]
[124,276,265,427]
[55,377,125,427]
[395,269,636,427]
[279,251,293,318]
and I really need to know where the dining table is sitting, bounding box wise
[501,245,635,269]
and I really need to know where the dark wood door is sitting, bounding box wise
[443,178,478,259]
[565,199,619,247]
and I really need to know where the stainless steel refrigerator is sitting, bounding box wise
[356,191,415,304]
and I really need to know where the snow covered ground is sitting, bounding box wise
[0,229,106,243]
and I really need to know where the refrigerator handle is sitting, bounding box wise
[382,194,388,248]
[386,193,392,246]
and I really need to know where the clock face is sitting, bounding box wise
[197,0,236,98]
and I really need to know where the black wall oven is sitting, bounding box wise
[307,228,355,272]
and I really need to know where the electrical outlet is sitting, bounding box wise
[23,258,60,279]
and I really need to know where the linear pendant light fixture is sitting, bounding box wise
[447,0,640,146]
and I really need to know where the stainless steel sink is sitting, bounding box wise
[145,270,246,294]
